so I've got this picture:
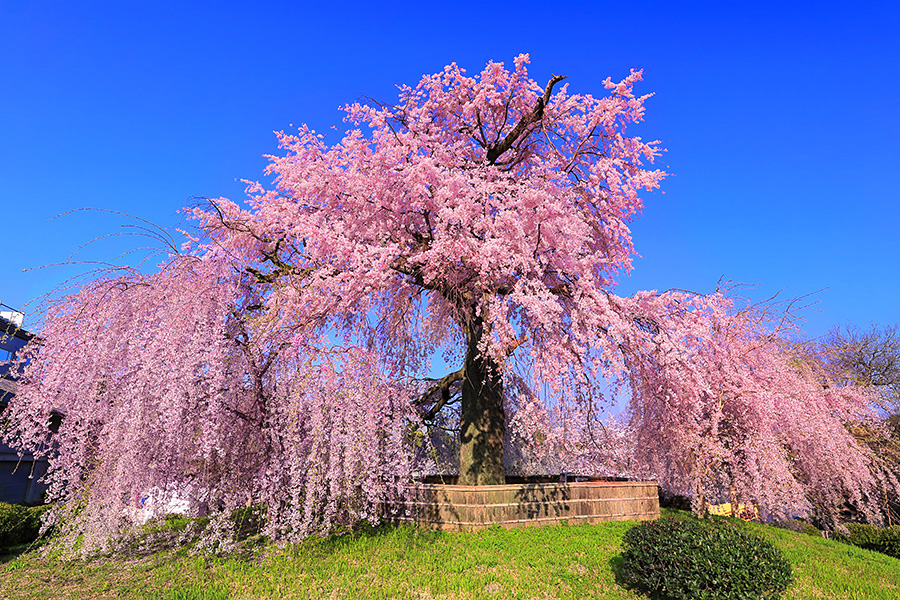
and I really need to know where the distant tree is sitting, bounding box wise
[824,324,900,415]
[816,324,900,524]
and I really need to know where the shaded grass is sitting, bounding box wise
[2,513,899,599]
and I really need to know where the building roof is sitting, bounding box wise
[0,378,15,396]
[0,315,35,343]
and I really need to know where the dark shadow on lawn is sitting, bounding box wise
[1,543,38,564]
[609,554,663,600]
[608,554,627,587]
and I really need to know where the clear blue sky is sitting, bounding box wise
[1,1,897,339]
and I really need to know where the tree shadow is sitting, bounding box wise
[417,486,462,528]
[514,482,571,520]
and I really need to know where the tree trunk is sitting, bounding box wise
[458,317,506,485]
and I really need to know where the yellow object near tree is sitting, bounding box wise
[707,502,760,521]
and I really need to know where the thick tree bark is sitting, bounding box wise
[458,316,506,485]
[454,75,569,484]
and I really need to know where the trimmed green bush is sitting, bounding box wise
[0,503,50,550]
[771,518,821,537]
[620,517,792,600]
[836,522,900,560]
[834,522,883,550]
[875,526,900,559]
[797,521,823,537]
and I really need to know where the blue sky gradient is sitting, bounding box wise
[1,1,897,338]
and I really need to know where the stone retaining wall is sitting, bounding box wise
[388,480,659,531]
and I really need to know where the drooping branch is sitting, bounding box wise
[245,238,315,284]
[390,256,441,291]
[415,367,465,421]
[486,74,567,164]
[549,283,573,298]
[506,335,528,357]
[414,367,465,406]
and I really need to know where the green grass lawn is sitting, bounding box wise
[2,512,899,599]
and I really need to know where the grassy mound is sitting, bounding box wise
[1,510,899,599]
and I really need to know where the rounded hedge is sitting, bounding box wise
[835,522,882,550]
[875,527,900,559]
[620,516,793,600]
[835,522,900,560]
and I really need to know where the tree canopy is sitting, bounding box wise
[193,55,666,486]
